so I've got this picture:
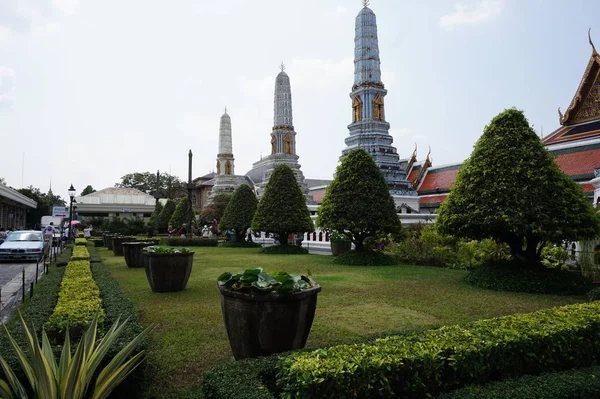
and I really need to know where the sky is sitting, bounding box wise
[1,0,599,201]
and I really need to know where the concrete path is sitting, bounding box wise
[0,261,45,324]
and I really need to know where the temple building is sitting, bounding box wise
[209,108,239,199]
[341,1,418,210]
[408,32,600,212]
[245,64,310,200]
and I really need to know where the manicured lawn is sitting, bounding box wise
[99,246,585,398]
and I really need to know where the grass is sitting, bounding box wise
[98,246,586,398]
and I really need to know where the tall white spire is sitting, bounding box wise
[274,64,293,128]
[218,108,233,156]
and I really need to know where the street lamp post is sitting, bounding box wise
[154,170,160,236]
[187,150,194,238]
[68,184,76,243]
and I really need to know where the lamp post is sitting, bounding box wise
[187,150,194,238]
[68,184,76,243]
[154,170,160,236]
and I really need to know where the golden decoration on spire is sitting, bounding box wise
[558,107,564,121]
[363,0,370,8]
[280,61,286,72]
[589,28,598,56]
[224,106,227,114]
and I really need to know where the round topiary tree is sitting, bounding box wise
[317,148,401,251]
[158,198,176,231]
[169,197,190,231]
[220,184,258,242]
[252,164,314,246]
[436,108,600,269]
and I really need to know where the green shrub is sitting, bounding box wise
[74,237,87,246]
[277,301,600,398]
[0,264,65,382]
[71,245,90,261]
[159,237,218,247]
[45,260,104,340]
[203,355,280,399]
[467,261,593,295]
[55,245,73,266]
[588,287,600,302]
[333,250,396,266]
[260,245,308,255]
[439,365,600,399]
[220,241,262,248]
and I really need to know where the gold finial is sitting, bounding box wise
[224,106,227,114]
[558,107,564,121]
[589,28,598,56]
[280,61,286,72]
[362,0,370,8]
[412,142,417,157]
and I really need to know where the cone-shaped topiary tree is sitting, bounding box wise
[220,184,258,242]
[169,197,190,231]
[199,193,231,225]
[158,198,176,231]
[148,200,163,228]
[317,148,401,251]
[252,164,314,245]
[437,108,600,268]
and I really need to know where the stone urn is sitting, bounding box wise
[122,241,154,268]
[330,241,352,256]
[112,236,133,256]
[105,234,118,250]
[143,251,194,292]
[218,278,321,360]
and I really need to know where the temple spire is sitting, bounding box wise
[218,109,232,156]
[354,4,382,86]
[210,109,237,200]
[273,65,293,129]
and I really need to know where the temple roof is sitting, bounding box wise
[557,31,600,127]
[417,164,461,193]
[549,142,600,181]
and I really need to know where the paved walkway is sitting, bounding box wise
[0,261,45,324]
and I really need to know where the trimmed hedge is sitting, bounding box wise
[467,261,593,295]
[71,245,90,261]
[588,287,600,302]
[159,237,218,246]
[220,241,262,248]
[55,245,73,266]
[45,259,104,339]
[259,245,308,255]
[277,301,600,398]
[333,250,396,266]
[0,264,65,381]
[439,366,600,399]
[89,244,147,398]
[74,238,87,246]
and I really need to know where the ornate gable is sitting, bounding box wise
[560,30,600,126]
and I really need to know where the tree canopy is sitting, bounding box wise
[252,164,314,245]
[436,108,600,267]
[158,199,177,231]
[80,185,96,196]
[170,197,191,231]
[219,184,258,241]
[116,172,186,199]
[317,148,401,250]
[199,193,231,224]
[148,200,163,228]
[17,186,66,228]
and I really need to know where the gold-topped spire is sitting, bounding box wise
[224,106,227,114]
[589,28,598,56]
[280,61,286,72]
[362,0,370,8]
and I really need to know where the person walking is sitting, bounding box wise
[177,223,187,238]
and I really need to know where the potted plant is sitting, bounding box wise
[122,241,156,268]
[329,230,352,256]
[142,246,194,292]
[112,236,134,256]
[217,268,321,360]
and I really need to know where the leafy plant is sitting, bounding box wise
[0,312,152,399]
[158,199,177,232]
[169,197,191,232]
[217,268,313,295]
[333,250,396,266]
[588,287,600,302]
[142,246,192,254]
[219,184,258,242]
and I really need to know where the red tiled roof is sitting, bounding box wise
[310,188,327,203]
[418,169,459,192]
[553,148,600,176]
[581,183,595,193]
[407,169,419,182]
[420,195,448,204]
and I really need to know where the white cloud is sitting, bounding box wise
[0,66,16,108]
[0,0,79,40]
[439,0,504,29]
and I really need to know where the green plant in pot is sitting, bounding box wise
[217,267,321,360]
[142,246,194,292]
[328,230,353,256]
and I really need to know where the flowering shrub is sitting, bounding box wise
[142,245,192,254]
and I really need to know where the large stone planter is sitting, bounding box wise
[105,235,118,250]
[112,236,132,256]
[143,252,194,292]
[218,278,321,360]
[330,241,352,256]
[122,241,154,268]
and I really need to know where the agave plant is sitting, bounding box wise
[0,312,152,399]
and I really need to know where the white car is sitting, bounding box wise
[0,230,46,261]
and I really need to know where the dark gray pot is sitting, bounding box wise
[123,242,154,268]
[218,278,321,360]
[143,252,194,292]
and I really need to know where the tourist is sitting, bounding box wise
[168,225,175,237]
[246,227,253,242]
[177,223,187,238]
[84,225,92,238]
[43,222,56,241]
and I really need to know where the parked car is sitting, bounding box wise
[0,230,46,262]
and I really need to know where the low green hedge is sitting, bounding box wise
[89,244,147,398]
[159,237,218,246]
[55,245,73,266]
[467,261,593,295]
[0,264,65,381]
[333,250,396,266]
[439,365,600,399]
[220,241,262,248]
[74,238,87,246]
[277,301,600,398]
[260,245,308,255]
[45,259,104,339]
[70,245,90,261]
